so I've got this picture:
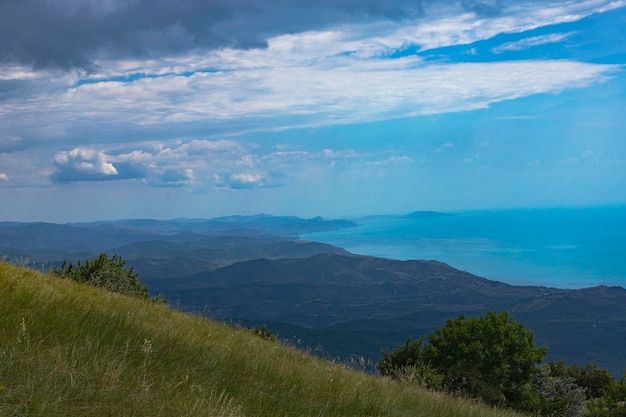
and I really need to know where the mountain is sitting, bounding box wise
[156,253,626,376]
[0,262,522,417]
[2,217,625,376]
[0,215,354,266]
[114,238,352,286]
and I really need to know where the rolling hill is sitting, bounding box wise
[155,253,626,376]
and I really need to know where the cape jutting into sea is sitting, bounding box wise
[302,206,626,289]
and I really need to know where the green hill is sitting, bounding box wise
[0,262,526,417]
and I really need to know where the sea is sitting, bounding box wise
[302,206,626,289]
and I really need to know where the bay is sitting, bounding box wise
[303,206,626,289]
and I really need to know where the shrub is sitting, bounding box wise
[53,253,149,299]
[253,325,277,341]
[586,377,626,417]
[527,364,586,417]
[548,361,614,399]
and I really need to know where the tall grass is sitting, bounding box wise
[0,262,528,416]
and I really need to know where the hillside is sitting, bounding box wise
[156,253,626,376]
[0,262,525,417]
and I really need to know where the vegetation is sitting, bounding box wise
[252,325,276,341]
[378,311,626,417]
[52,253,166,303]
[0,262,527,417]
[379,311,546,407]
[53,253,148,298]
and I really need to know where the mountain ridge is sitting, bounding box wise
[155,253,626,376]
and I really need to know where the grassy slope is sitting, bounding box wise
[0,263,526,417]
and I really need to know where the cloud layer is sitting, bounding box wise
[2,0,621,145]
[1,0,518,72]
[1,0,625,220]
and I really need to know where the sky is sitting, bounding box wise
[1,0,625,222]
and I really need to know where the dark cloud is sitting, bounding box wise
[0,0,437,72]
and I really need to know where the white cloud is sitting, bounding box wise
[365,0,623,54]
[1,0,621,140]
[151,168,195,187]
[492,32,577,54]
[228,173,265,189]
[366,155,414,166]
[0,173,8,181]
[3,58,616,138]
[45,139,410,190]
[52,148,119,182]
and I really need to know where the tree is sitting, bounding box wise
[529,364,587,417]
[54,253,149,299]
[379,311,547,408]
[548,361,613,400]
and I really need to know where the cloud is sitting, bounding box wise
[1,0,622,143]
[2,0,625,193]
[0,173,8,181]
[0,0,435,72]
[3,57,617,142]
[2,0,622,73]
[45,139,408,190]
[226,173,266,189]
[52,148,121,182]
[492,32,576,54]
[151,169,195,187]
[48,140,269,188]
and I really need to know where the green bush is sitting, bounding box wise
[585,377,626,417]
[53,253,149,299]
[379,311,547,409]
[379,337,427,376]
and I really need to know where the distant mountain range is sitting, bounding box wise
[1,214,625,376]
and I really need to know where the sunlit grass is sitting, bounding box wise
[0,262,528,416]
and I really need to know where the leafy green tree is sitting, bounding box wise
[379,311,547,408]
[54,253,149,299]
[424,311,547,406]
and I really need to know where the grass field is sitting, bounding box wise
[0,262,528,416]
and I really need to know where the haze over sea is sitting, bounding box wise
[303,206,626,290]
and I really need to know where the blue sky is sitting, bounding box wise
[1,0,625,222]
